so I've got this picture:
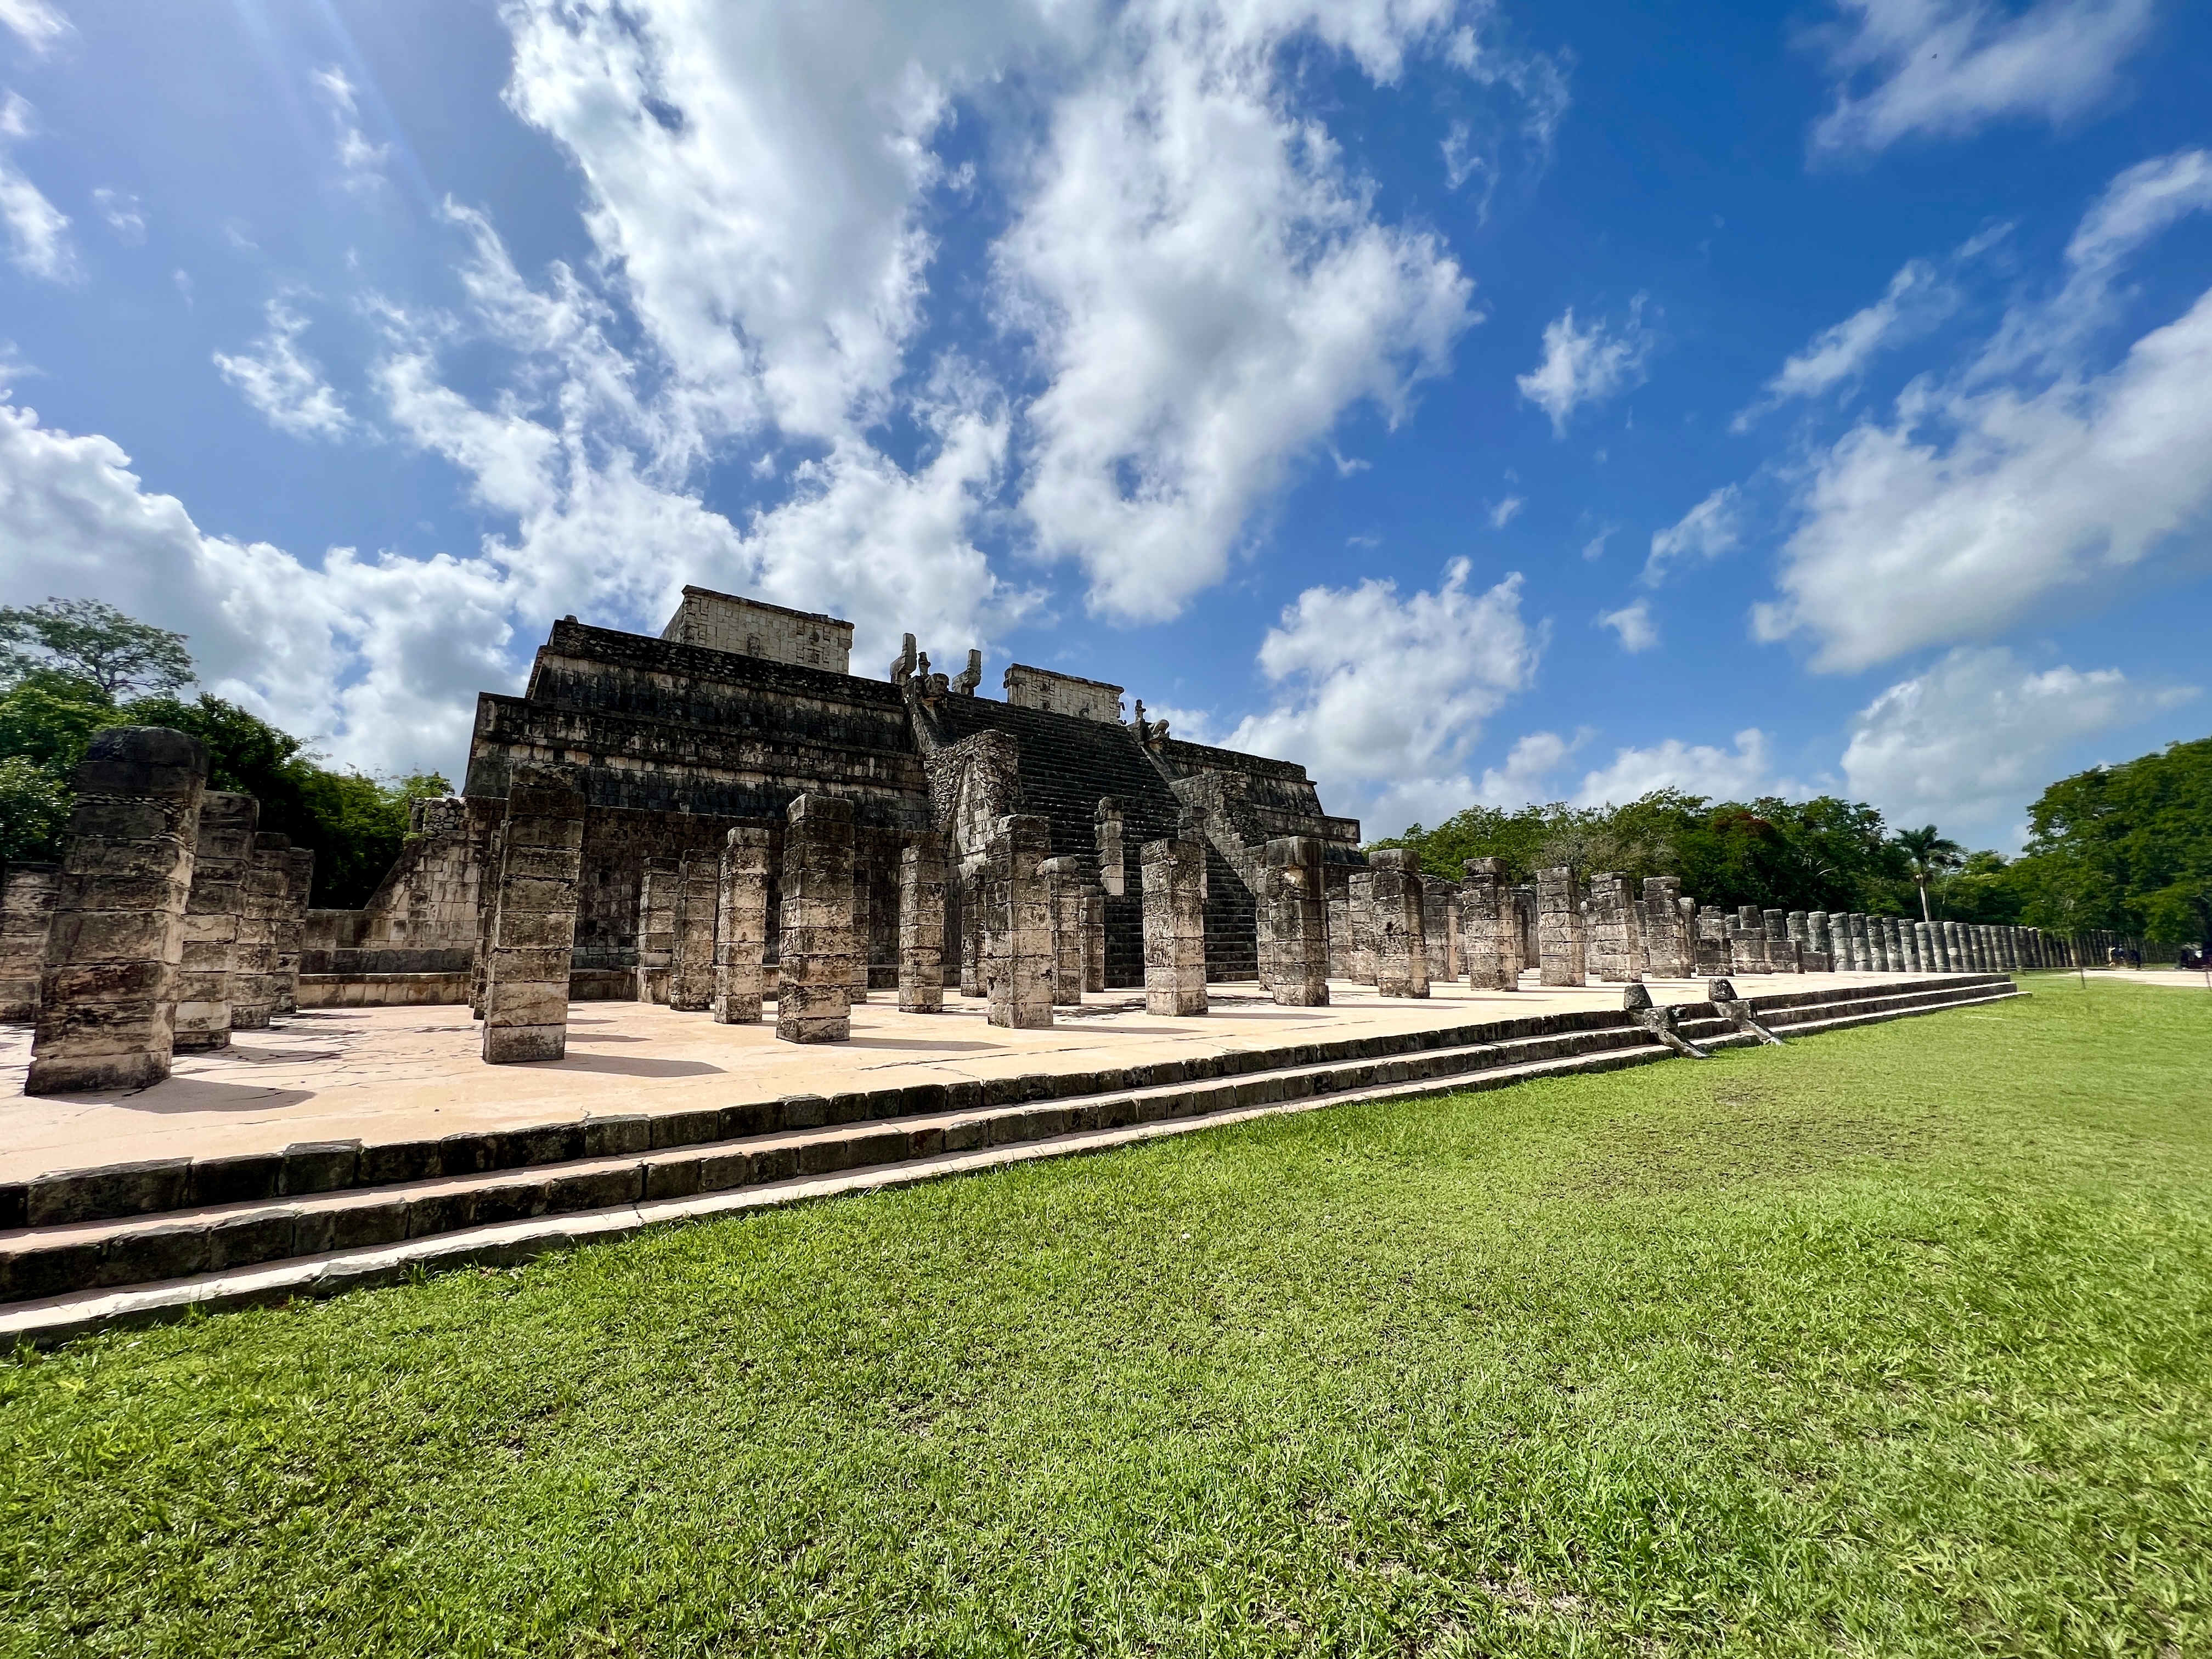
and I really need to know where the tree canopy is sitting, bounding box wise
[0,597,193,698]
[2006,738,2212,943]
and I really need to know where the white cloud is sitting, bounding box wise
[312,66,390,190]
[1595,597,1658,652]
[90,187,144,245]
[1474,727,1583,806]
[1577,728,1782,807]
[1643,484,1739,585]
[1516,299,1650,435]
[1006,0,1477,623]
[1734,257,1959,429]
[1842,645,2197,838]
[1227,556,1540,833]
[1811,0,2155,155]
[1488,493,1523,528]
[0,93,72,281]
[213,300,352,439]
[0,0,68,51]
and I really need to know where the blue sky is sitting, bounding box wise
[2,0,2208,849]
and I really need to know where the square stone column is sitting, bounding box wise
[714,827,772,1024]
[468,821,504,1020]
[1694,905,1730,975]
[1093,798,1125,897]
[1346,871,1378,985]
[1367,849,1429,998]
[1042,855,1086,1006]
[634,856,679,1004]
[986,814,1055,1029]
[897,833,946,1014]
[1421,876,1459,984]
[275,845,314,1015]
[848,861,873,1005]
[481,766,586,1064]
[173,792,259,1052]
[1263,837,1329,1006]
[1634,878,1683,979]
[232,834,290,1031]
[1080,883,1107,993]
[1141,835,1207,1017]
[668,850,720,1012]
[1325,891,1351,978]
[1587,873,1643,983]
[0,861,59,1023]
[1459,858,1520,990]
[27,727,208,1095]
[1729,907,1769,974]
[777,794,856,1043]
[1536,866,1585,986]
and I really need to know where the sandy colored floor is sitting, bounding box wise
[2,970,1952,1180]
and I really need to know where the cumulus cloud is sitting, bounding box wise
[1811,0,2155,155]
[1842,645,2197,836]
[1474,727,1583,806]
[0,93,72,281]
[1516,298,1650,435]
[1227,557,1540,832]
[0,0,68,51]
[1595,597,1658,652]
[1757,151,2212,672]
[1577,728,1783,807]
[1643,485,1739,585]
[213,300,352,439]
[1007,0,1477,622]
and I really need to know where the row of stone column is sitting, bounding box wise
[5,727,317,1096]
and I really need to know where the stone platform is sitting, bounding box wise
[5,970,1955,1182]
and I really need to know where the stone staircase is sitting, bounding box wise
[0,974,2022,1346]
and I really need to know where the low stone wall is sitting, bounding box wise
[298,972,473,1009]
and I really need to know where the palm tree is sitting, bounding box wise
[1895,824,1965,924]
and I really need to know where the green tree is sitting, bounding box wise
[0,755,70,864]
[2015,737,2212,944]
[0,597,193,697]
[1893,823,1966,923]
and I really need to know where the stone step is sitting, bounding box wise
[0,974,2022,1348]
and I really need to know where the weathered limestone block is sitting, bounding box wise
[1587,873,1643,983]
[1042,854,1086,1006]
[233,834,290,1031]
[985,814,1055,1029]
[1080,883,1107,994]
[1347,871,1378,985]
[1094,798,1125,898]
[1326,892,1351,979]
[1537,866,1586,987]
[1421,876,1459,984]
[1263,837,1329,1006]
[896,833,946,1014]
[1694,905,1731,975]
[1367,849,1429,999]
[848,864,873,1006]
[0,861,60,1023]
[1141,835,1208,1017]
[1729,907,1769,974]
[173,792,259,1052]
[27,727,208,1096]
[1913,920,1934,973]
[1807,911,1831,964]
[1460,859,1522,990]
[275,845,315,1015]
[1940,919,1962,972]
[777,794,857,1043]
[714,828,772,1024]
[481,766,586,1064]
[668,850,720,1012]
[634,856,678,1004]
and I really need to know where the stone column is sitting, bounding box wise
[1911,920,1932,973]
[231,834,289,1031]
[1805,911,1830,968]
[1264,836,1329,1006]
[470,821,504,1020]
[275,845,314,1015]
[1421,876,1458,984]
[1347,870,1378,985]
[1587,874,1644,983]
[634,856,679,1004]
[1043,854,1086,1006]
[0,861,60,1023]
[667,850,719,1012]
[1325,890,1351,979]
[173,792,259,1053]
[1080,883,1107,993]
[848,858,873,1006]
[1460,859,1520,990]
[896,833,946,1015]
[958,861,985,998]
[1729,907,1768,974]
[1536,866,1585,986]
[27,727,209,1095]
[1367,849,1429,998]
[1638,877,1684,979]
[986,814,1055,1029]
[714,827,772,1024]
[777,794,856,1043]
[1141,834,1207,1017]
[1093,798,1125,897]
[480,766,585,1064]
[1940,919,1961,972]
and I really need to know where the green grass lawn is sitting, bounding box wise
[6,977,2210,1657]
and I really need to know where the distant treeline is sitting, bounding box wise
[1372,736,2211,946]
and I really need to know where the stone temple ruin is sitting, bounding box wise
[2,585,2089,1090]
